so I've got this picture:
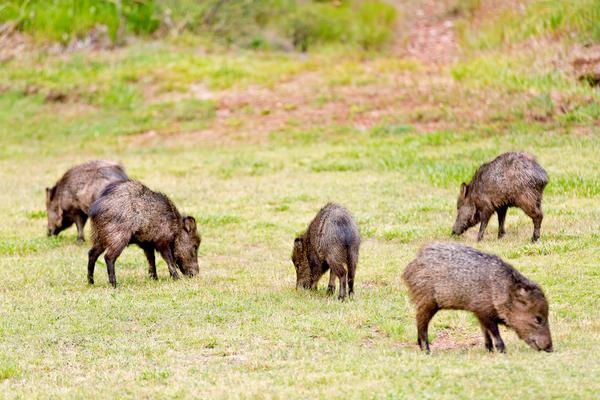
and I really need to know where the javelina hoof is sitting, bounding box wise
[77,237,85,244]
[88,278,94,285]
[326,285,335,295]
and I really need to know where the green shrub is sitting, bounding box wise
[0,0,160,44]
[0,0,396,50]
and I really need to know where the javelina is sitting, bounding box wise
[45,160,128,242]
[291,203,360,300]
[87,180,200,288]
[452,152,548,242]
[403,242,553,353]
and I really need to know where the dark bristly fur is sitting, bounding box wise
[45,160,128,242]
[291,203,360,300]
[87,180,201,288]
[403,242,553,354]
[452,151,548,242]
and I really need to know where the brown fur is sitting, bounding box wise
[403,242,553,353]
[45,160,128,242]
[291,203,360,300]
[87,180,201,288]
[452,152,548,242]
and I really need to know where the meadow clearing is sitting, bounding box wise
[0,0,599,398]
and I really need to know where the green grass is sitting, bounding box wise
[1,7,600,398]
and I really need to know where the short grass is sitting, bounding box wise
[1,21,600,400]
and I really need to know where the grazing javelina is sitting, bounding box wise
[45,160,128,242]
[452,152,548,242]
[403,242,553,353]
[87,180,200,288]
[292,203,360,300]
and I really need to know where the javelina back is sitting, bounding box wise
[452,152,548,242]
[292,203,360,300]
[87,180,200,288]
[45,160,128,242]
[403,241,553,353]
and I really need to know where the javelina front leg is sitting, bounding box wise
[158,244,179,280]
[87,245,104,285]
[142,245,157,280]
[488,321,506,353]
[497,206,508,238]
[477,317,495,352]
[74,213,87,243]
[326,271,336,295]
[477,211,492,241]
[416,304,438,354]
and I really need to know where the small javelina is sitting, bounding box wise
[291,203,360,300]
[87,180,200,288]
[45,160,128,242]
[403,242,553,353]
[452,152,548,242]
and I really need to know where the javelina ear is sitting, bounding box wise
[513,284,533,305]
[182,216,196,233]
[459,182,469,198]
[46,186,56,201]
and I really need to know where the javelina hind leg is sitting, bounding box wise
[327,271,336,295]
[347,248,358,297]
[416,303,438,353]
[142,244,157,280]
[158,244,179,280]
[477,210,493,241]
[520,196,543,242]
[87,245,104,285]
[74,213,87,243]
[497,206,508,238]
[525,207,544,242]
[328,258,347,300]
[104,244,125,288]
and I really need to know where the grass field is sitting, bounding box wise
[1,1,600,398]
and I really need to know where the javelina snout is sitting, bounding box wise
[291,203,360,300]
[507,284,553,352]
[174,216,201,277]
[403,242,553,354]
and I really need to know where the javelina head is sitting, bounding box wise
[174,216,201,277]
[452,183,479,235]
[45,186,71,236]
[292,237,311,289]
[507,283,553,352]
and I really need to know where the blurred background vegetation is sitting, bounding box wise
[0,0,398,50]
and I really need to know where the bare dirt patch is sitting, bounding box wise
[430,329,481,351]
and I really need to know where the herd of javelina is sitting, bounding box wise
[45,151,554,354]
